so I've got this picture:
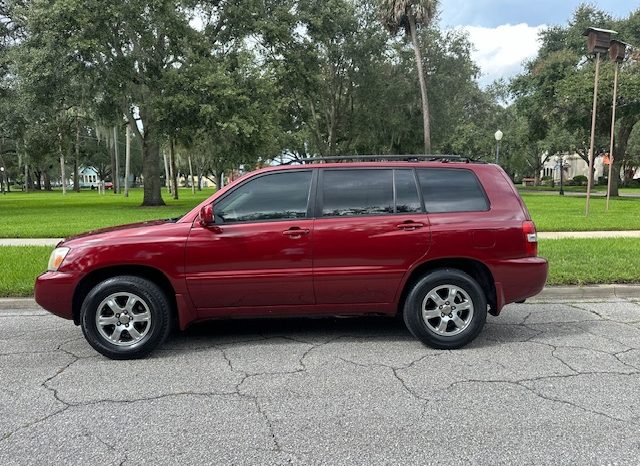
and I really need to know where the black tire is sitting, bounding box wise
[403,269,487,350]
[80,276,172,359]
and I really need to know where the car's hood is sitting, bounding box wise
[60,218,179,246]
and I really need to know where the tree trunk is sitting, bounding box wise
[58,131,66,195]
[34,170,41,190]
[109,128,116,192]
[113,126,120,194]
[609,118,636,197]
[162,147,171,194]
[216,171,224,191]
[74,115,80,192]
[188,155,195,195]
[124,123,131,197]
[140,116,165,206]
[43,171,51,191]
[169,138,178,200]
[408,14,431,154]
[197,170,202,191]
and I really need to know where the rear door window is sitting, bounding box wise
[321,169,394,216]
[394,169,422,213]
[416,168,489,213]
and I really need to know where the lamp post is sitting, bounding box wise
[494,130,503,165]
[0,167,5,194]
[606,39,628,211]
[583,26,616,216]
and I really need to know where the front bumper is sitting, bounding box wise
[34,271,77,321]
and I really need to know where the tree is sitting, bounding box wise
[510,5,640,195]
[378,0,438,153]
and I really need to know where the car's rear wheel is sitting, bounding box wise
[80,276,172,359]
[403,269,487,349]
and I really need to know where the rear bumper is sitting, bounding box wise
[34,271,77,321]
[491,257,548,313]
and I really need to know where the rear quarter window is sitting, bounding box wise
[417,168,489,213]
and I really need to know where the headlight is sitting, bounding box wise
[47,247,70,271]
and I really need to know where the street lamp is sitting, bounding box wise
[555,154,565,196]
[0,167,5,195]
[494,130,503,165]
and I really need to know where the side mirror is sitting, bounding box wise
[199,204,214,227]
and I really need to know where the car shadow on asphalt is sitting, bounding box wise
[165,316,414,348]
[160,311,591,354]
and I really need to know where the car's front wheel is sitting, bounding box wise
[80,276,172,359]
[403,269,487,349]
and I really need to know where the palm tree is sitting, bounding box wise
[379,0,438,153]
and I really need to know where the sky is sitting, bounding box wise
[438,0,640,86]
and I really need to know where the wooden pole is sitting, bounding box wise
[124,123,131,197]
[585,52,601,216]
[606,62,619,211]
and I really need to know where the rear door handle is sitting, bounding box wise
[396,222,424,231]
[283,227,310,238]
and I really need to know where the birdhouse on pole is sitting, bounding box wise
[609,39,628,63]
[583,27,616,55]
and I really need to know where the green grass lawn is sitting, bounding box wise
[539,238,640,286]
[521,194,640,231]
[2,239,638,297]
[0,188,213,238]
[0,246,50,297]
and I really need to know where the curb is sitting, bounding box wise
[531,284,640,300]
[0,298,41,310]
[1,285,638,312]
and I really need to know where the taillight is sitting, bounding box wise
[523,221,538,257]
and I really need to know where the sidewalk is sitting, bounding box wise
[2,230,640,246]
[538,230,640,239]
[519,190,640,198]
[0,238,62,246]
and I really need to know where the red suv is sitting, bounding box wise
[35,158,548,359]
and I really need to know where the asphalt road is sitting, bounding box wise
[1,298,640,465]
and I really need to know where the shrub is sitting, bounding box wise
[573,175,588,186]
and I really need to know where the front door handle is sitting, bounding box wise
[283,227,310,238]
[396,222,424,231]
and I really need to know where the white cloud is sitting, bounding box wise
[462,23,545,87]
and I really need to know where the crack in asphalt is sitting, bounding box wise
[1,338,78,442]
[567,302,640,327]
[440,378,638,425]
[336,353,445,403]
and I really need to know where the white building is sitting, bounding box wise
[540,153,611,183]
[78,166,101,188]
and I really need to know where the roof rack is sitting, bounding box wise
[281,154,484,165]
